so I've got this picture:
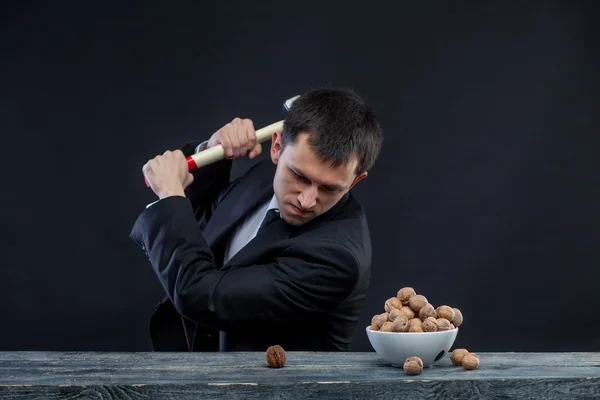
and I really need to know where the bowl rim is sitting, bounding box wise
[365,325,459,335]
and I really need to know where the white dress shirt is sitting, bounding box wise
[223,194,279,264]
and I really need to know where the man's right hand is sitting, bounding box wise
[207,118,263,160]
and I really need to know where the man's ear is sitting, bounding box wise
[349,171,368,191]
[270,131,283,164]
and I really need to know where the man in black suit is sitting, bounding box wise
[131,87,383,352]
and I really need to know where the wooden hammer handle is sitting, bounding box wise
[186,120,283,171]
[144,120,283,187]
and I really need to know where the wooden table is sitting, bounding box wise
[0,351,598,399]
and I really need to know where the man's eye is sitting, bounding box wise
[292,170,309,182]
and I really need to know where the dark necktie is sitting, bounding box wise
[259,208,280,231]
[219,207,280,352]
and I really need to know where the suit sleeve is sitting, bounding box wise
[130,196,359,330]
[178,140,233,223]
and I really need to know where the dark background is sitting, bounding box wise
[2,1,599,352]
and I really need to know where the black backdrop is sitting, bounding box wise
[2,1,599,352]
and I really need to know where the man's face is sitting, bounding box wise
[270,132,368,226]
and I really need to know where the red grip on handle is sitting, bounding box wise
[186,156,198,172]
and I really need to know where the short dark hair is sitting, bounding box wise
[282,87,383,175]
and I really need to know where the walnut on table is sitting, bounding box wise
[462,353,480,370]
[266,345,286,368]
[403,356,423,375]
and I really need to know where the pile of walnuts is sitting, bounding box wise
[370,287,463,333]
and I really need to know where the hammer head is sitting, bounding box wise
[281,94,300,119]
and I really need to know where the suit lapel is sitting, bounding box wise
[221,217,293,269]
[201,160,277,251]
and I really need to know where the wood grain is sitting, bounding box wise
[0,352,598,399]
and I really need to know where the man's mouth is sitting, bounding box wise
[290,204,310,216]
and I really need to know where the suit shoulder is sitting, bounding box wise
[298,194,372,265]
[238,159,277,181]
[224,159,276,194]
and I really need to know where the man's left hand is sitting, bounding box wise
[142,150,193,199]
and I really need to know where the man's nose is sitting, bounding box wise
[298,186,317,210]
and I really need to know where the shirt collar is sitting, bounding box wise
[267,194,279,211]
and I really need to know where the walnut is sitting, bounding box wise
[436,305,455,321]
[406,356,423,368]
[418,303,437,320]
[388,308,403,322]
[450,349,469,366]
[408,317,424,332]
[409,294,428,313]
[408,318,422,329]
[380,321,394,332]
[385,297,402,313]
[462,353,479,370]
[374,313,389,328]
[422,316,438,332]
[398,306,415,320]
[451,308,463,327]
[397,287,416,305]
[436,318,452,331]
[369,322,380,330]
[403,357,423,375]
[266,345,286,368]
[392,315,409,332]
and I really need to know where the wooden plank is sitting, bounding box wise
[0,352,598,399]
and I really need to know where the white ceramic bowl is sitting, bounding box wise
[365,326,459,367]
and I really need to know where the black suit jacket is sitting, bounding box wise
[130,142,372,352]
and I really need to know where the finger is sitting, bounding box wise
[249,143,262,159]
[173,150,188,174]
[184,172,194,188]
[234,118,249,157]
[142,161,155,187]
[229,122,241,158]
[230,135,241,158]
[143,159,156,174]
[244,119,256,154]
[219,129,233,158]
[238,133,248,157]
[173,149,185,161]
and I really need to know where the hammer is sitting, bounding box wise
[144,95,300,186]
